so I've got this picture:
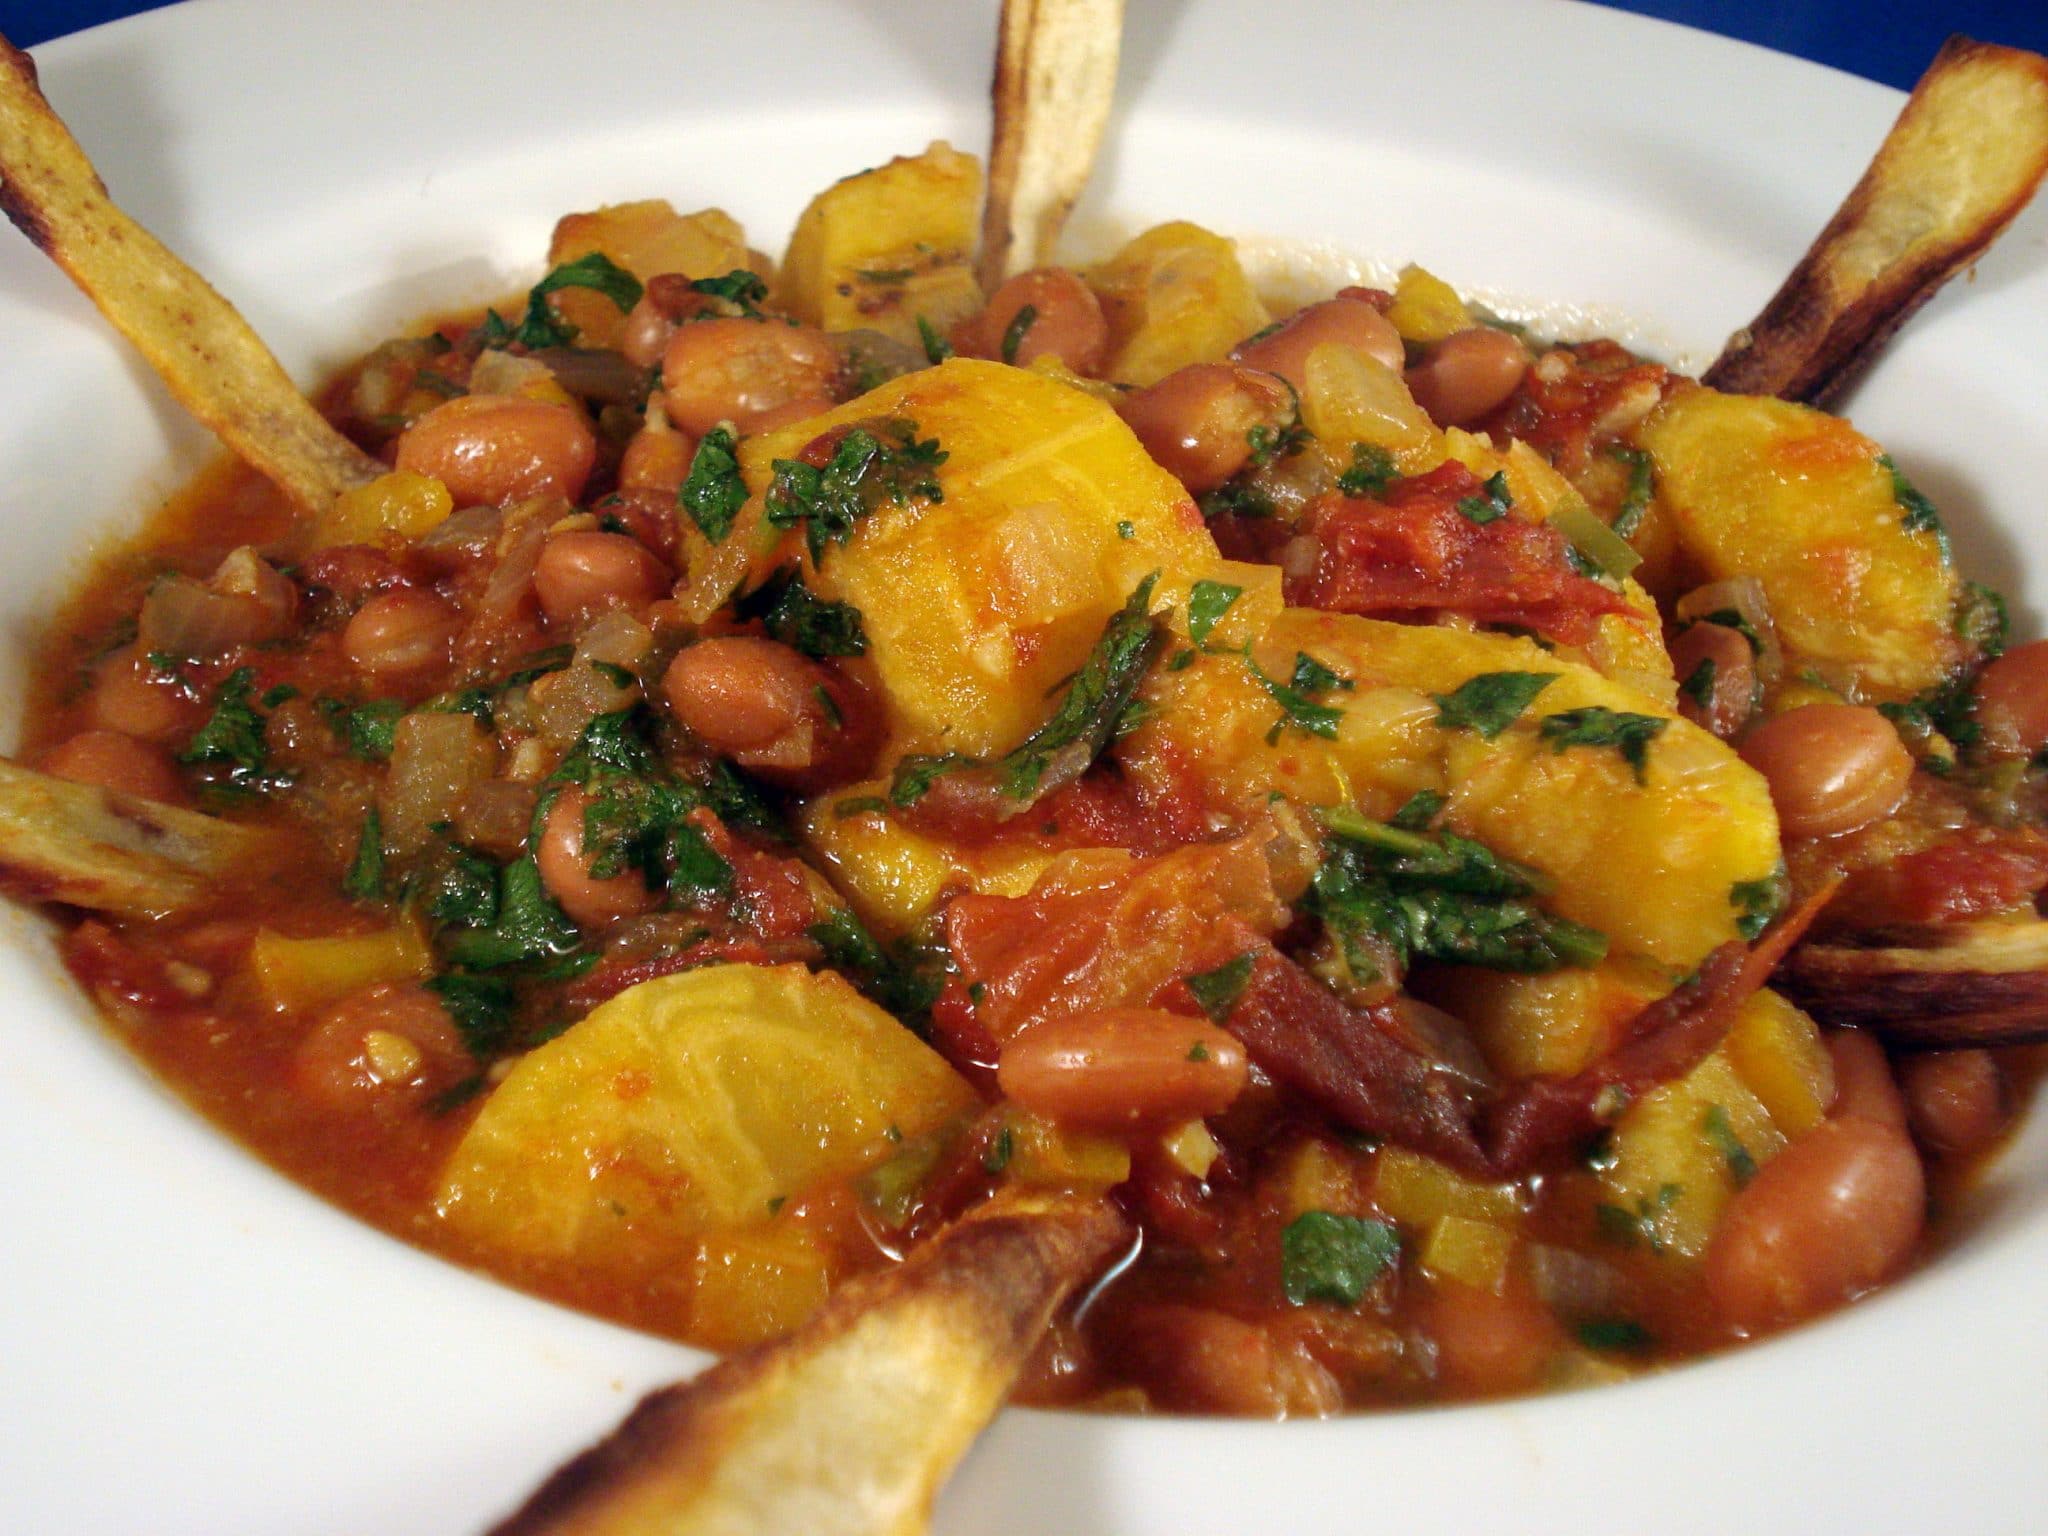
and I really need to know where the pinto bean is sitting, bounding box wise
[618,425,697,497]
[660,636,846,776]
[1826,1027,1907,1128]
[1104,1303,1343,1417]
[1417,1273,1563,1395]
[1234,297,1404,388]
[395,393,596,506]
[1900,1048,2010,1157]
[343,588,461,679]
[996,1008,1248,1130]
[39,729,185,803]
[532,531,670,628]
[1972,638,2048,759]
[661,317,841,436]
[1738,704,1914,840]
[1668,621,1758,738]
[293,982,465,1110]
[960,268,1109,373]
[1702,1117,1925,1332]
[84,645,201,743]
[1115,363,1295,494]
[534,786,661,930]
[1404,326,1531,427]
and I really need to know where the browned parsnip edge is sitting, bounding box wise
[0,33,382,514]
[978,0,1125,291]
[1703,36,2048,406]
[487,1194,1129,1536]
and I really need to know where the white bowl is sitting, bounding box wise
[1,3,2043,1531]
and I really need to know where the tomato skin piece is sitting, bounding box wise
[1827,829,2048,929]
[1288,464,1633,645]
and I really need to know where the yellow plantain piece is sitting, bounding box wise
[0,34,381,514]
[485,1193,1129,1536]
[1704,38,2048,405]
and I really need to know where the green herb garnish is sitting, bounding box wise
[1280,1211,1400,1307]
[1185,952,1257,1023]
[511,252,643,349]
[1537,707,1667,784]
[1187,580,1242,648]
[679,425,747,544]
[765,418,946,565]
[999,303,1038,365]
[1432,671,1557,739]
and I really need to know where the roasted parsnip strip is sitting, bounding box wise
[1779,918,2048,1048]
[488,1193,1128,1536]
[0,757,275,917]
[1703,37,2048,405]
[977,0,1125,290]
[0,34,381,514]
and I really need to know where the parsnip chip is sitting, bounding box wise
[0,758,275,918]
[0,35,380,514]
[487,1194,1129,1536]
[977,0,1125,290]
[1704,37,2048,405]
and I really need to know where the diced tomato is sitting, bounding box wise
[1289,463,1633,645]
[942,839,1284,1042]
[927,979,1001,1092]
[1482,338,1671,472]
[1829,829,2048,929]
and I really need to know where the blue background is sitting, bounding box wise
[2,0,2046,91]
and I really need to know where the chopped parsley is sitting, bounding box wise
[1280,1211,1400,1307]
[1186,580,1242,647]
[1454,470,1513,526]
[1312,808,1609,974]
[1679,657,1718,710]
[679,425,747,545]
[688,269,770,313]
[1432,671,1558,739]
[1537,706,1668,784]
[1593,1184,1682,1253]
[765,418,947,565]
[418,842,500,927]
[1955,580,2009,657]
[809,907,941,1025]
[1185,951,1258,1023]
[1608,444,1655,539]
[917,315,954,365]
[1729,868,1788,942]
[440,851,584,970]
[1693,608,1763,656]
[178,666,288,795]
[1245,648,1351,743]
[1389,789,1445,831]
[318,696,405,762]
[1702,1104,1759,1188]
[1879,452,1950,559]
[889,576,1165,808]
[737,567,868,658]
[1577,1318,1655,1353]
[983,1125,1016,1175]
[1246,419,1311,468]
[509,252,644,349]
[999,303,1038,364]
[342,808,385,901]
[425,971,520,1058]
[1336,442,1399,499]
